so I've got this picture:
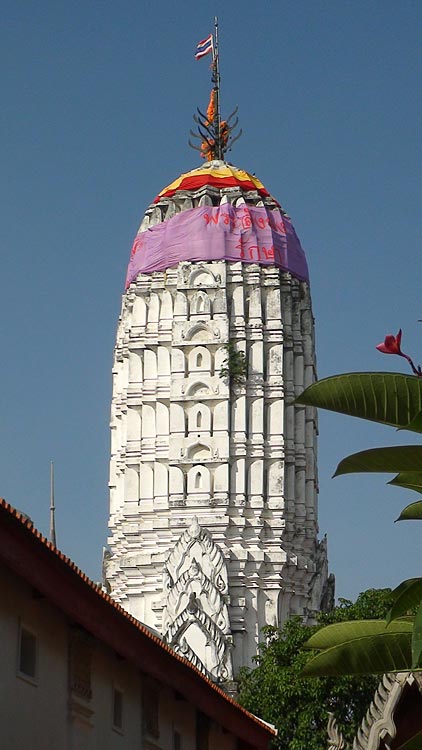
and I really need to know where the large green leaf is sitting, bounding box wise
[296,373,422,432]
[400,410,422,434]
[333,446,422,477]
[302,620,414,677]
[397,501,422,521]
[304,619,412,650]
[387,579,422,623]
[389,473,422,495]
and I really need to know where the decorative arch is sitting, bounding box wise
[190,291,211,316]
[156,402,169,436]
[160,289,173,321]
[157,346,171,377]
[213,289,227,315]
[187,465,210,493]
[162,518,233,682]
[189,266,218,287]
[132,295,147,327]
[171,347,186,377]
[139,463,153,500]
[188,403,211,434]
[247,459,264,496]
[249,340,263,375]
[147,292,160,325]
[187,443,212,461]
[185,381,211,398]
[188,346,211,373]
[170,402,185,434]
[127,406,141,442]
[169,465,184,495]
[265,287,281,322]
[143,349,157,381]
[174,291,188,318]
[142,403,155,438]
[124,465,139,502]
[268,343,283,378]
[128,350,142,383]
[185,322,213,343]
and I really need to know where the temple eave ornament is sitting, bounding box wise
[162,517,233,682]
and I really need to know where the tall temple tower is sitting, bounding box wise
[105,158,332,679]
[105,36,332,682]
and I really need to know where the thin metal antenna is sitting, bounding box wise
[50,461,57,547]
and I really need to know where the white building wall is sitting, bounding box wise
[0,563,240,750]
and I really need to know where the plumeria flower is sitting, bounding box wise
[376,329,422,376]
[376,329,406,356]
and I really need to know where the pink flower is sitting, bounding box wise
[376,329,406,356]
[376,329,422,376]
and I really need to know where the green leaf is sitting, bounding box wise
[412,601,422,668]
[296,373,422,431]
[401,410,422,434]
[395,730,422,750]
[304,619,411,650]
[302,620,414,677]
[387,579,422,623]
[396,501,422,521]
[389,473,422,495]
[333,446,422,477]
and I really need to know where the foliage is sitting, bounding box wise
[302,619,413,677]
[296,352,422,675]
[237,589,392,750]
[219,341,247,386]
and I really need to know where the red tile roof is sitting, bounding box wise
[0,498,275,749]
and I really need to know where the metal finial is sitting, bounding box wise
[189,17,242,160]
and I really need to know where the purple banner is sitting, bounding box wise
[125,205,309,288]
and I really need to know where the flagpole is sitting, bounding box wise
[50,460,57,547]
[213,16,222,160]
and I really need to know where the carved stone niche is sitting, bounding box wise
[68,626,95,727]
[177,261,226,290]
[162,517,233,684]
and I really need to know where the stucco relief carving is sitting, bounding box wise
[162,518,233,682]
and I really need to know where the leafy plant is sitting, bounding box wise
[219,341,247,386]
[296,328,422,676]
[237,590,393,750]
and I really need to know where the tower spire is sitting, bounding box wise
[189,19,242,161]
[50,460,57,547]
[213,16,222,160]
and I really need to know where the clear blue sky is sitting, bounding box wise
[2,0,422,601]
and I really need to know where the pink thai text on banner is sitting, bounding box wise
[125,205,309,288]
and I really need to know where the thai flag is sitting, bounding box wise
[195,34,213,60]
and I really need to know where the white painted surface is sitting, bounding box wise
[107,183,330,678]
